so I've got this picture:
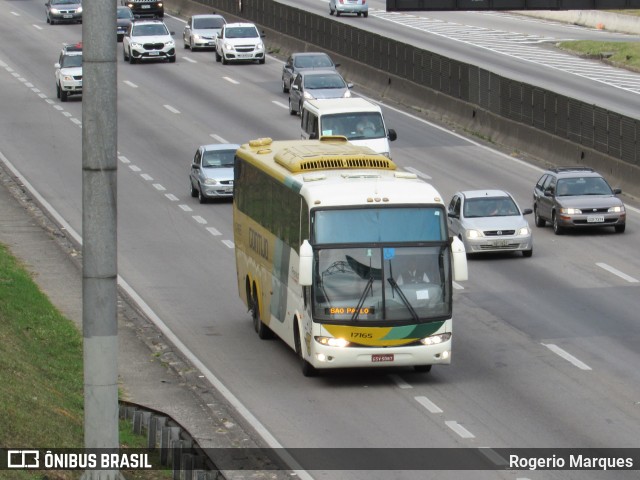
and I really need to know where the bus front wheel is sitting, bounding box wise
[295,322,317,377]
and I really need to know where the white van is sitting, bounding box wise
[300,98,397,157]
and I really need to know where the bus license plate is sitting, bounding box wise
[587,215,605,223]
[372,353,394,363]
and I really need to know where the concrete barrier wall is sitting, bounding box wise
[165,0,640,198]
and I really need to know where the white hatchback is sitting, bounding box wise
[329,0,368,17]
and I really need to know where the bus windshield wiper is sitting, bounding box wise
[387,277,419,322]
[350,276,374,322]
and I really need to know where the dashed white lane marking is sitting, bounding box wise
[182,57,197,63]
[141,173,153,181]
[129,165,141,172]
[165,193,179,201]
[445,420,475,438]
[33,24,43,30]
[479,447,508,466]
[389,374,412,389]
[415,395,443,414]
[222,76,239,85]
[118,155,130,164]
[222,239,235,248]
[596,263,639,283]
[542,343,592,371]
[209,133,229,143]
[404,166,432,180]
[123,80,138,88]
[272,100,288,109]
[71,118,82,126]
[193,215,207,224]
[163,104,180,114]
[179,204,193,212]
[207,227,222,236]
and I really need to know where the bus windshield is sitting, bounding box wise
[313,245,451,324]
[314,207,446,244]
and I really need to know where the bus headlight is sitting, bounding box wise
[315,336,350,348]
[420,332,451,346]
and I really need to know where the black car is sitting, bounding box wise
[121,0,163,18]
[117,6,134,42]
[532,166,626,234]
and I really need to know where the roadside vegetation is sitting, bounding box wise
[0,243,168,479]
[557,10,640,72]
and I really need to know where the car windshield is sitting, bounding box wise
[294,55,333,69]
[194,17,225,29]
[52,0,79,4]
[61,54,82,68]
[556,177,613,196]
[202,150,235,168]
[132,24,169,36]
[117,8,133,19]
[225,26,258,38]
[304,74,345,89]
[463,196,519,218]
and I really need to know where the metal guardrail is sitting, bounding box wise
[196,0,639,170]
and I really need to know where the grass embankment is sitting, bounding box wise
[0,243,168,479]
[557,10,640,71]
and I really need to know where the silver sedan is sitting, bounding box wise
[447,189,533,257]
[189,144,239,203]
[183,14,226,50]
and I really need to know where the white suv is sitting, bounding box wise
[123,19,176,64]
[54,43,83,102]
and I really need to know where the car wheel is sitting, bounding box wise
[357,12,361,16]
[329,6,334,15]
[198,185,207,204]
[523,249,533,258]
[534,206,546,227]
[259,57,265,65]
[215,50,221,62]
[282,79,289,93]
[552,212,564,235]
[294,323,316,377]
[288,98,297,116]
[189,179,198,198]
[60,89,68,102]
[363,11,368,17]
[123,47,128,61]
[184,39,189,49]
[251,289,273,340]
[615,224,626,233]
[129,52,136,64]
[168,55,176,63]
[46,14,50,24]
[56,83,60,99]
[222,55,228,65]
[414,365,432,373]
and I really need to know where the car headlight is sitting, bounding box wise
[517,226,530,236]
[130,42,142,48]
[192,34,201,41]
[77,6,82,13]
[166,40,175,47]
[223,42,234,51]
[62,75,75,81]
[343,90,352,98]
[608,205,624,213]
[204,179,218,185]
[256,42,264,52]
[465,229,483,239]
[50,7,60,13]
[420,332,451,346]
[315,336,350,348]
[561,207,582,215]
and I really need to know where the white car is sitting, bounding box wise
[215,22,265,64]
[447,189,533,257]
[183,14,226,50]
[123,19,176,64]
[54,43,83,102]
[329,0,368,17]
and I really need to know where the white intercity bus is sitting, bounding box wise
[233,137,467,376]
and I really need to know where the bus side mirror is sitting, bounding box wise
[451,236,468,282]
[299,239,313,286]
